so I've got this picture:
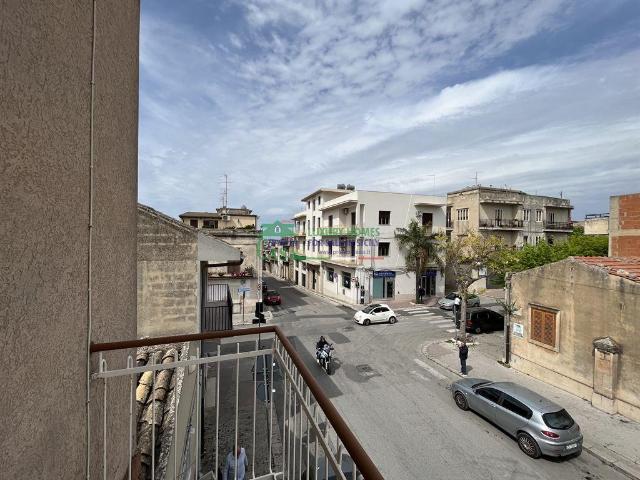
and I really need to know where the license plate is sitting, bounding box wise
[566,443,578,450]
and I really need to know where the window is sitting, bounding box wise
[350,240,355,257]
[548,211,555,223]
[500,394,533,419]
[307,220,310,232]
[421,212,433,227]
[523,209,530,221]
[536,209,542,222]
[495,208,503,220]
[446,207,452,227]
[307,201,310,209]
[189,219,198,227]
[203,219,218,229]
[312,199,315,210]
[523,235,528,244]
[476,387,501,403]
[342,272,351,289]
[378,242,390,256]
[328,215,333,227]
[351,211,356,226]
[327,268,334,282]
[328,241,333,255]
[378,211,390,225]
[530,306,558,349]
[457,208,469,221]
[542,410,575,430]
[317,196,321,205]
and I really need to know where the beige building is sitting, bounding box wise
[609,192,640,257]
[179,206,257,230]
[583,213,610,235]
[447,186,573,248]
[510,257,640,421]
[1,2,140,478]
[137,204,241,337]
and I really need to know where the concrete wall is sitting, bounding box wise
[1,1,140,478]
[510,259,640,421]
[609,193,640,257]
[138,208,200,337]
[584,217,609,235]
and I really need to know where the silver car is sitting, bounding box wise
[451,379,583,458]
[438,292,480,310]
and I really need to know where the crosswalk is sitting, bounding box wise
[389,306,458,334]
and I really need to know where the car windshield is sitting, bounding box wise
[266,290,278,296]
[362,304,380,313]
[543,409,575,430]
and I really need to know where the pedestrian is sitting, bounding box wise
[418,286,425,304]
[458,340,469,376]
[222,446,248,480]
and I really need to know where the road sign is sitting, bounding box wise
[238,287,251,294]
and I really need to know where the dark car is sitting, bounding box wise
[262,282,268,294]
[264,290,281,306]
[455,307,504,334]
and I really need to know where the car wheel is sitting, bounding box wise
[474,326,482,334]
[454,392,469,411]
[363,319,371,326]
[388,316,397,324]
[517,432,542,459]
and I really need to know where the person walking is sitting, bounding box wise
[222,446,248,480]
[458,340,469,376]
[418,286,426,304]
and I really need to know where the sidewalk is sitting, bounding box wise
[423,339,640,479]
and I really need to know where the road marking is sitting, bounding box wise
[413,358,449,380]
[446,329,457,333]
[403,307,431,312]
[429,319,450,324]
[409,311,435,316]
[436,324,451,328]
[409,370,432,382]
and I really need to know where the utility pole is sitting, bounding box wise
[503,272,512,365]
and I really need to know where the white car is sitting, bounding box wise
[354,303,397,326]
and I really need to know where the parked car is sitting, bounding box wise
[262,282,268,294]
[451,379,583,458]
[353,303,397,326]
[454,307,504,334]
[438,292,480,310]
[264,290,281,306]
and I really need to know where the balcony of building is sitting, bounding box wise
[90,327,381,480]
[479,219,524,230]
[544,221,573,231]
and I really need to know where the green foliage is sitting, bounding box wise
[395,220,437,301]
[491,230,608,278]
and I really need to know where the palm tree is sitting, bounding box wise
[395,219,437,303]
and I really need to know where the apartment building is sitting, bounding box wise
[447,186,573,248]
[291,186,447,305]
[179,205,257,230]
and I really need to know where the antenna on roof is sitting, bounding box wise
[219,173,232,209]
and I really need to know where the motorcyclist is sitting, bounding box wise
[316,336,329,359]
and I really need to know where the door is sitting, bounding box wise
[301,273,306,287]
[385,279,394,299]
[312,270,317,290]
[376,306,391,322]
[372,278,384,298]
[494,393,532,435]
[471,387,501,421]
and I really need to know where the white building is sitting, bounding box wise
[291,186,447,306]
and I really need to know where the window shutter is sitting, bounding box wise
[530,307,557,348]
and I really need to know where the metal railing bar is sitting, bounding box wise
[252,339,258,479]
[90,326,383,480]
[281,367,288,479]
[127,355,134,480]
[215,344,221,478]
[152,355,156,480]
[273,349,344,480]
[234,343,240,480]
[173,364,178,480]
[196,346,202,479]
[92,348,273,379]
[102,356,107,480]
[268,340,275,474]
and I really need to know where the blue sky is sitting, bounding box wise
[138,0,640,223]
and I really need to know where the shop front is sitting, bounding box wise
[372,270,395,299]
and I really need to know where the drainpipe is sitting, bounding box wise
[86,1,97,478]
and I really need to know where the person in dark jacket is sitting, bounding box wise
[418,286,426,303]
[458,341,469,375]
[316,336,329,358]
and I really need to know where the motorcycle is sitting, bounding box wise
[316,343,334,375]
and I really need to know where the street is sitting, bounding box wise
[263,273,627,480]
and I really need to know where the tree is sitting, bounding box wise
[395,219,437,303]
[435,232,504,339]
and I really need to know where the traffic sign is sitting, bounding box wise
[238,287,251,294]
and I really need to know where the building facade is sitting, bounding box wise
[609,192,640,257]
[290,187,446,305]
[179,206,257,230]
[1,2,140,477]
[447,186,573,248]
[510,257,640,421]
[582,213,610,235]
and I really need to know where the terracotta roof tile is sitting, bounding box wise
[573,256,640,283]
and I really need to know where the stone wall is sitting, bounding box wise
[510,258,640,421]
[138,207,200,337]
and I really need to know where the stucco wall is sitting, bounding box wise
[1,1,139,478]
[510,259,640,420]
[138,208,200,337]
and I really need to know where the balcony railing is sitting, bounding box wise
[478,219,524,229]
[544,221,573,230]
[90,326,381,480]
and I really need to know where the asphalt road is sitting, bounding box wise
[263,273,625,480]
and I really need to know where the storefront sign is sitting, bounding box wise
[373,270,395,278]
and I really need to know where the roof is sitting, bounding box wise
[179,211,221,219]
[489,382,561,413]
[139,204,199,234]
[573,256,640,283]
[447,185,526,196]
[301,188,350,202]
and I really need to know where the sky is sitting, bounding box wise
[138,0,640,224]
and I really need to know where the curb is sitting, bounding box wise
[422,341,640,480]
